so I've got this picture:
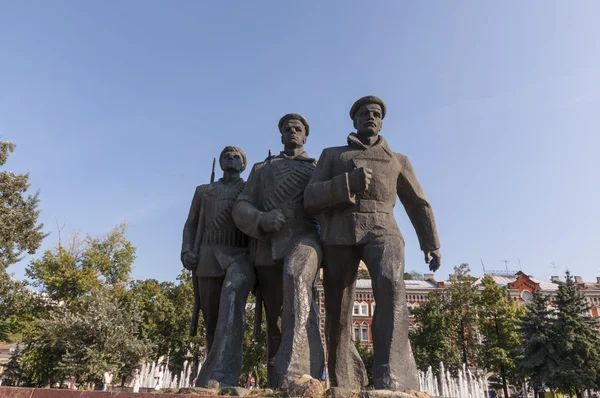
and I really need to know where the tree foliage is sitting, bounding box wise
[551,271,600,395]
[357,268,370,280]
[20,289,152,387]
[516,294,556,393]
[126,270,205,376]
[410,291,461,375]
[355,341,373,386]
[477,275,524,398]
[0,270,28,341]
[0,140,46,270]
[447,263,480,366]
[3,346,27,386]
[410,264,479,376]
[404,270,424,281]
[26,224,134,303]
[240,295,267,387]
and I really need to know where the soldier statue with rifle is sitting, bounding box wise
[181,146,255,388]
[233,114,325,388]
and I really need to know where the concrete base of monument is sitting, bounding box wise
[360,390,432,398]
[328,387,437,398]
[0,386,221,397]
[0,386,441,398]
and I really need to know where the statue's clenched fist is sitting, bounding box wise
[348,167,372,193]
[424,249,442,272]
[182,251,199,270]
[259,209,286,233]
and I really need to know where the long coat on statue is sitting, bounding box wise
[304,133,440,391]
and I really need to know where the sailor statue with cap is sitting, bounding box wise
[305,96,442,392]
[233,114,325,388]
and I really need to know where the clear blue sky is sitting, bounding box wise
[1,1,599,284]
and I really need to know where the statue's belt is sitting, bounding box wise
[348,199,394,214]
[201,229,248,247]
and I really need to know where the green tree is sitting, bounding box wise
[240,294,267,387]
[477,275,524,398]
[516,293,556,396]
[410,291,461,374]
[0,140,46,270]
[447,263,480,367]
[20,289,152,388]
[127,278,176,357]
[3,346,26,386]
[404,271,424,281]
[126,270,204,378]
[551,271,600,397]
[0,271,31,341]
[166,271,205,377]
[355,341,373,386]
[357,268,370,279]
[26,224,135,303]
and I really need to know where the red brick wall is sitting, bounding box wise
[0,387,220,398]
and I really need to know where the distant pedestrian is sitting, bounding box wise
[102,371,113,391]
[132,369,141,393]
[245,372,256,390]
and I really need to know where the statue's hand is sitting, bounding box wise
[182,251,199,270]
[259,209,286,233]
[348,167,372,193]
[424,249,442,272]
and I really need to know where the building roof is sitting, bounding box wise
[327,273,597,293]
[355,279,438,289]
[404,280,439,289]
[473,275,515,288]
[529,277,560,291]
[471,274,560,292]
[356,279,372,289]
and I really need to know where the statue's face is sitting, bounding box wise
[281,119,307,148]
[354,103,383,136]
[220,150,244,172]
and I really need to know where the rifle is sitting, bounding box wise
[252,289,263,342]
[189,157,216,337]
[252,150,270,341]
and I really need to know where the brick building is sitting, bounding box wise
[316,267,600,351]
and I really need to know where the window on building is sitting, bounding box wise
[353,302,360,315]
[353,326,360,341]
[361,326,368,342]
[360,302,368,315]
[521,290,533,301]
[371,302,376,316]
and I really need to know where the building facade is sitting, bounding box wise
[316,267,600,351]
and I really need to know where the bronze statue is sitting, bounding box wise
[181,146,255,388]
[304,96,441,391]
[233,114,325,388]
